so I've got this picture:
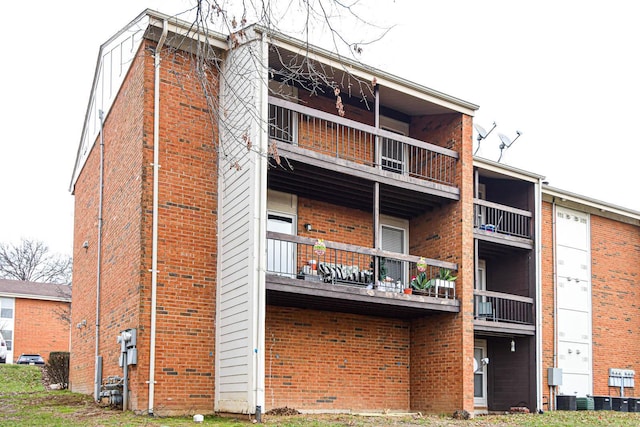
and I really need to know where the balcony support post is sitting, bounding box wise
[374,181,380,283]
[374,84,381,169]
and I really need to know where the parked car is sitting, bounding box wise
[0,335,7,363]
[16,354,45,365]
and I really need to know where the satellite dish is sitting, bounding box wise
[498,133,511,148]
[497,131,522,162]
[474,124,488,140]
[498,131,522,149]
[473,121,496,155]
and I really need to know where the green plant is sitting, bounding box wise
[378,257,387,281]
[437,268,457,281]
[425,268,458,288]
[411,272,430,290]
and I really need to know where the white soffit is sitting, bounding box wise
[264,30,478,117]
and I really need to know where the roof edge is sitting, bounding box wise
[252,25,479,115]
[543,185,640,221]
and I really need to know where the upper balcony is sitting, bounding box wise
[268,96,461,218]
[265,232,460,318]
[473,198,533,249]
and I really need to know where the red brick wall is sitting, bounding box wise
[71,40,218,414]
[410,313,462,412]
[71,40,146,396]
[408,113,475,413]
[139,45,218,415]
[540,201,555,397]
[13,298,70,361]
[591,214,640,396]
[540,202,640,399]
[265,306,410,411]
[297,197,373,246]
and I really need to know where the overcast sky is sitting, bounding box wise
[1,1,638,256]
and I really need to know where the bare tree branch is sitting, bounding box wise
[0,239,72,284]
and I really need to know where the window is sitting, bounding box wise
[380,116,409,175]
[0,298,13,319]
[1,330,12,351]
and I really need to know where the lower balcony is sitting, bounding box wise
[266,232,459,318]
[473,290,535,335]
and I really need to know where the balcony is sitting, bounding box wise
[265,231,459,318]
[473,290,535,335]
[473,199,533,249]
[268,97,460,212]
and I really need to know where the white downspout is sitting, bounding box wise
[94,109,105,401]
[148,20,168,415]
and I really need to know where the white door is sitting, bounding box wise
[474,339,488,407]
[476,260,493,318]
[267,213,296,277]
[381,224,406,286]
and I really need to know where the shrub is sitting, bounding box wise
[45,351,69,389]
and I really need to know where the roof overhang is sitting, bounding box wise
[543,185,640,225]
[259,26,479,117]
[474,157,546,183]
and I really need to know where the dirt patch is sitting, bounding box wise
[265,406,301,416]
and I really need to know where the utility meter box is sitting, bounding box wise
[548,367,563,386]
[117,328,137,367]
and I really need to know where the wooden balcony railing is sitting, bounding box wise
[266,231,458,300]
[269,97,458,187]
[473,290,534,325]
[473,199,532,239]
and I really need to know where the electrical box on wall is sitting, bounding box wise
[609,368,635,387]
[548,367,563,386]
[117,328,137,367]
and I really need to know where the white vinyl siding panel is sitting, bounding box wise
[216,33,267,414]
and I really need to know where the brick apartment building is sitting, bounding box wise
[68,9,639,416]
[0,279,71,363]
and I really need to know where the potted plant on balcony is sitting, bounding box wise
[410,272,431,295]
[427,268,457,297]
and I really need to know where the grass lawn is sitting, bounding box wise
[2,364,640,426]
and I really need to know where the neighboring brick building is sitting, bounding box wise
[0,279,71,363]
[540,188,640,407]
[68,8,639,418]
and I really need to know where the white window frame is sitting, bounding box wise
[379,215,409,286]
[380,116,409,175]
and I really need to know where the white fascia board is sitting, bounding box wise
[0,292,71,303]
[147,11,228,51]
[543,186,640,221]
[259,28,479,116]
[474,157,546,183]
